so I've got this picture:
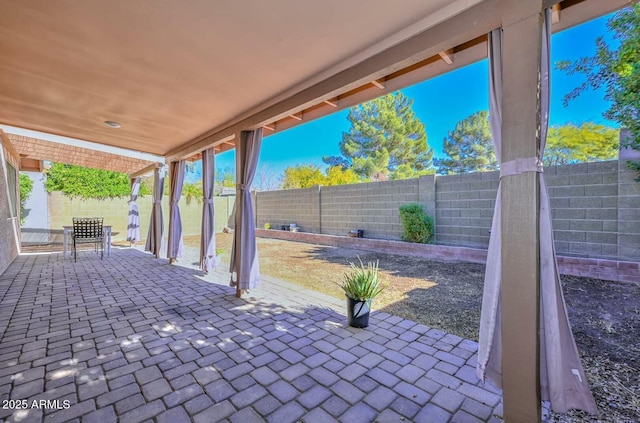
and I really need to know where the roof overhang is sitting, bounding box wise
[0,0,633,166]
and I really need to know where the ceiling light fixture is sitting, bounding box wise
[104,120,122,128]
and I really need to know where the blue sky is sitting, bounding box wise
[203,12,616,181]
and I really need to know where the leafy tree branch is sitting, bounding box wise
[557,4,640,180]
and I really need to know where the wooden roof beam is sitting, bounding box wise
[438,49,454,65]
[552,3,561,24]
[323,99,338,107]
[19,157,43,172]
[370,79,385,89]
[130,162,162,179]
[289,113,303,121]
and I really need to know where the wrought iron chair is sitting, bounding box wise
[72,217,104,262]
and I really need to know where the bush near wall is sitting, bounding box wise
[399,203,434,244]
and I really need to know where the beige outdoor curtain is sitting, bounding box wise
[145,166,166,258]
[126,177,142,243]
[230,129,262,292]
[167,160,186,261]
[200,148,216,272]
[477,10,597,414]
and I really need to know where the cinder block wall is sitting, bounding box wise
[255,187,320,232]
[548,161,619,259]
[253,157,639,263]
[32,145,640,264]
[618,132,640,261]
[255,179,421,240]
[435,171,497,248]
[321,179,419,239]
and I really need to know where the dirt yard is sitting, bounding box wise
[194,233,640,423]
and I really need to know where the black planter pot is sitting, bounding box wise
[346,297,372,328]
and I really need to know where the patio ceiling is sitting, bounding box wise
[0,1,629,166]
[0,0,483,159]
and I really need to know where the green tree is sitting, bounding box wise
[544,123,619,166]
[281,164,361,189]
[216,166,235,187]
[45,163,150,200]
[434,111,497,175]
[324,166,360,185]
[19,173,34,224]
[282,164,325,189]
[557,4,639,179]
[323,92,434,180]
[182,181,203,205]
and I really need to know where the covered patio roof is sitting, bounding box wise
[0,0,628,164]
[0,0,484,158]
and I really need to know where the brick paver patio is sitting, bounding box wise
[0,249,503,422]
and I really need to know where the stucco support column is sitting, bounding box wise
[500,7,543,422]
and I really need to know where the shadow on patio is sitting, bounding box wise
[0,248,503,423]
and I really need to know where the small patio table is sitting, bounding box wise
[63,225,112,258]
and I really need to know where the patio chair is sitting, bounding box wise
[72,217,104,262]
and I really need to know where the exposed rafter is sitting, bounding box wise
[370,79,385,89]
[323,99,338,107]
[289,113,303,121]
[129,162,162,179]
[438,49,454,65]
[552,3,561,24]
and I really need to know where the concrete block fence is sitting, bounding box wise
[25,149,639,278]
[254,158,640,264]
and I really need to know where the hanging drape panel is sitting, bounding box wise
[477,10,597,414]
[167,160,186,260]
[229,129,262,291]
[200,148,217,271]
[145,166,165,258]
[476,26,504,389]
[126,177,141,243]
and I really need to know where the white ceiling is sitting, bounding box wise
[0,0,480,157]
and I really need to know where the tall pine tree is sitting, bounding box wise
[435,111,497,175]
[323,92,433,180]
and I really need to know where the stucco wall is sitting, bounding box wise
[46,193,235,243]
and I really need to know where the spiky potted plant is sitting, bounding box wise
[337,259,385,328]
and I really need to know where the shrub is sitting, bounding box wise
[399,203,434,244]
